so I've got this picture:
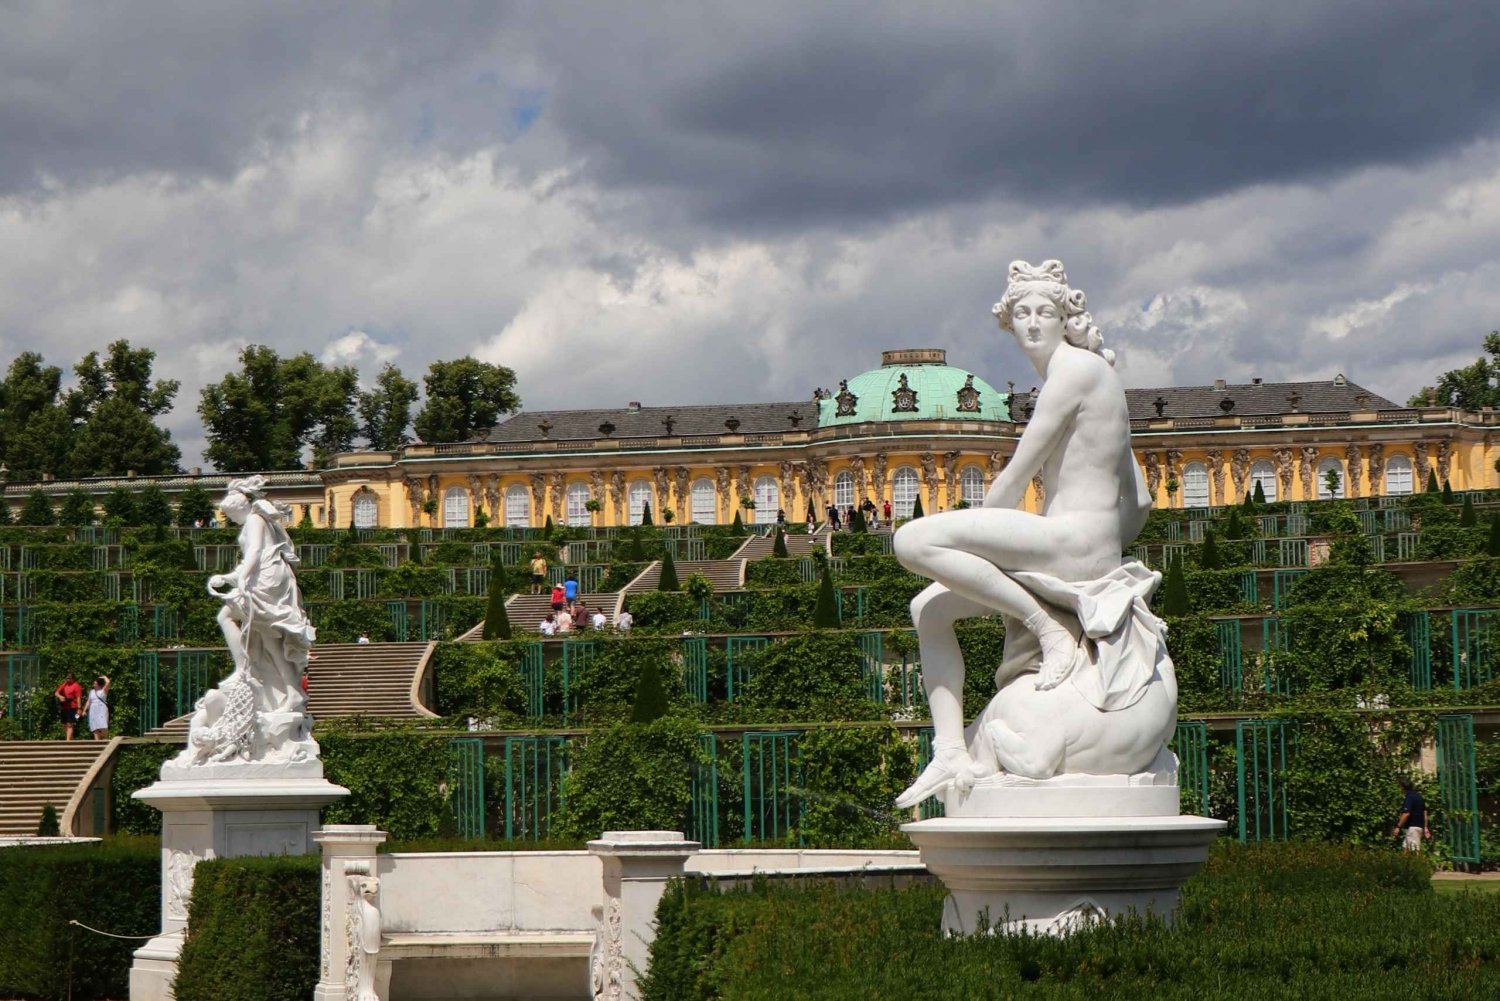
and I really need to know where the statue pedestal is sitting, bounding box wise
[902,813,1224,936]
[128,769,348,1001]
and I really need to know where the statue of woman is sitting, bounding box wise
[208,475,315,719]
[894,260,1173,809]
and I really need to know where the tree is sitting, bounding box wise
[658,547,680,591]
[730,511,745,536]
[58,488,95,527]
[640,502,653,527]
[103,487,138,525]
[1323,468,1341,499]
[0,352,73,479]
[1252,480,1267,505]
[481,580,512,640]
[1426,469,1441,493]
[1442,479,1455,504]
[357,363,419,451]
[911,495,925,519]
[1200,530,1221,570]
[1224,508,1245,540]
[772,528,789,558]
[1408,331,1500,409]
[812,567,840,628]
[851,508,867,533]
[66,340,181,477]
[137,485,174,530]
[36,803,60,838]
[19,490,54,526]
[1460,495,1477,527]
[1160,557,1189,616]
[1488,515,1500,558]
[413,358,521,444]
[176,485,216,527]
[630,661,670,723]
[198,346,359,471]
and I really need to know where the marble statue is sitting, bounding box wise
[894,260,1175,809]
[171,475,319,769]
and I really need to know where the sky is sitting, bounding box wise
[3,1,1500,466]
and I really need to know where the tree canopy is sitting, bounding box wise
[413,358,521,444]
[198,346,359,471]
[358,363,420,451]
[1409,331,1500,408]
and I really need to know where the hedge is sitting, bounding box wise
[553,717,706,839]
[640,842,1494,1001]
[0,837,160,1001]
[173,855,321,1001]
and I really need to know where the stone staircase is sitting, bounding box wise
[732,529,831,560]
[0,740,114,836]
[626,559,744,592]
[145,641,437,739]
[496,591,620,636]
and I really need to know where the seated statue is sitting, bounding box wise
[894,260,1175,810]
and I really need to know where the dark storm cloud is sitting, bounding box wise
[528,1,1500,228]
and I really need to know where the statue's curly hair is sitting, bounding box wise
[992,259,1114,367]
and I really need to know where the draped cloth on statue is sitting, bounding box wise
[1001,560,1166,712]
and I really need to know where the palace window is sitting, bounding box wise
[352,493,377,529]
[960,465,985,507]
[505,484,531,527]
[627,480,654,525]
[833,471,855,510]
[1249,460,1277,502]
[690,479,717,524]
[565,482,591,527]
[1317,457,1345,499]
[753,475,780,525]
[442,486,470,528]
[1181,462,1209,508]
[892,467,920,519]
[1385,455,1414,496]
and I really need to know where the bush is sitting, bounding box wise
[111,742,179,834]
[429,641,530,723]
[481,580,512,639]
[794,725,915,846]
[321,728,452,840]
[173,855,320,1001]
[812,567,840,628]
[658,548,680,591]
[641,842,1479,1001]
[739,633,875,718]
[0,837,160,1001]
[553,717,706,840]
[744,557,802,587]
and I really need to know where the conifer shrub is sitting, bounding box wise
[1489,515,1500,557]
[641,501,653,526]
[850,508,867,533]
[1441,479,1455,503]
[911,495,924,518]
[35,804,60,837]
[1426,469,1441,493]
[1252,479,1267,504]
[481,580,512,639]
[772,527,790,557]
[1460,494,1477,526]
[812,566,840,627]
[1159,556,1189,615]
[1198,529,1220,569]
[631,660,670,723]
[658,548,680,591]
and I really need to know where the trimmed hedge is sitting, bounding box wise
[0,837,160,1001]
[641,842,1491,1001]
[554,717,706,839]
[173,855,321,1001]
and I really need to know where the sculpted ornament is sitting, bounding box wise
[1298,447,1318,498]
[1273,448,1294,499]
[1344,444,1364,495]
[893,260,1174,809]
[849,455,866,498]
[1414,441,1430,482]
[1367,444,1385,492]
[1437,439,1453,483]
[1144,452,1161,498]
[344,865,382,1001]
[1204,449,1224,506]
[1230,449,1251,500]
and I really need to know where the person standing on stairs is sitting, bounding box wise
[564,572,580,607]
[86,675,111,740]
[529,551,549,594]
[54,673,84,740]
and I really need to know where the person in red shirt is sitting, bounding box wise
[54,673,84,741]
[550,583,566,613]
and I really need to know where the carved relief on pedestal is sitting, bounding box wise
[166,847,216,921]
[1298,447,1318,499]
[344,863,381,1001]
[1366,444,1385,494]
[1344,443,1363,496]
[549,472,566,522]
[1204,449,1224,506]
[1271,448,1293,500]
[1144,452,1161,498]
[590,894,624,1001]
[1414,441,1430,484]
[1230,449,1251,501]
[943,451,961,508]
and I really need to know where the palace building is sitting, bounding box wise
[10,348,1499,525]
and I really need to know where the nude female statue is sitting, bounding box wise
[894,260,1172,809]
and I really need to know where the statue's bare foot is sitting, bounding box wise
[1026,611,1077,691]
[896,738,977,809]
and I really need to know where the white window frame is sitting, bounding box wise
[1181,461,1210,508]
[753,475,779,525]
[352,493,377,529]
[442,486,470,528]
[565,482,591,527]
[1384,455,1413,496]
[959,465,985,506]
[1317,457,1345,499]
[892,467,920,519]
[505,484,531,527]
[690,478,717,524]
[1249,460,1277,503]
[627,480,654,525]
[833,471,855,510]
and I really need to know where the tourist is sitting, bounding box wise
[529,551,548,594]
[863,498,878,530]
[573,601,588,624]
[616,609,634,633]
[776,508,787,530]
[86,675,111,741]
[550,582,566,612]
[827,504,841,531]
[54,672,84,741]
[1394,777,1429,851]
[882,499,892,525]
[356,631,370,645]
[805,502,817,529]
[539,612,557,637]
[590,608,607,630]
[563,572,580,606]
[556,607,574,633]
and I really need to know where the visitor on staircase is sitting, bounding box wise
[54,673,84,741]
[550,583,566,612]
[529,551,549,594]
[86,675,111,741]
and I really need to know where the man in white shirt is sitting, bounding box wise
[539,613,556,637]
[356,632,370,645]
[615,610,633,633]
[590,610,607,630]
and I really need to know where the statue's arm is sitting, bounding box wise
[984,364,1083,508]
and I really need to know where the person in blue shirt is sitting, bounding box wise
[1393,777,1429,851]
[563,573,579,606]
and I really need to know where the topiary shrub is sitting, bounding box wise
[631,660,670,723]
[1199,529,1220,569]
[812,567,840,628]
[658,548,680,591]
[910,495,924,519]
[481,579,512,640]
[772,528,790,557]
[1159,556,1189,616]
[1460,494,1477,526]
[173,855,321,1001]
[35,804,60,837]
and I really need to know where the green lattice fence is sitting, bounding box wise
[742,730,801,844]
[1436,714,1481,865]
[503,735,569,840]
[447,737,486,840]
[1236,718,1292,843]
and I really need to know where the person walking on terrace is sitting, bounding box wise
[564,572,580,607]
[86,675,111,740]
[1394,777,1430,851]
[54,673,84,741]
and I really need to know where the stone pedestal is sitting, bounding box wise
[128,770,348,1001]
[312,825,389,1001]
[587,831,700,1001]
[902,813,1223,935]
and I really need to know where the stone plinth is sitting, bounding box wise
[128,771,348,1001]
[588,831,699,1001]
[901,814,1224,936]
[313,824,388,1001]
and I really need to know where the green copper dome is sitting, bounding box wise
[817,349,1010,426]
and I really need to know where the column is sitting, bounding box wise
[313,825,389,1001]
[588,831,699,1001]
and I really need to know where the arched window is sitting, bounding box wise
[892,467,920,519]
[565,482,591,527]
[1317,457,1345,499]
[959,465,985,507]
[352,492,377,529]
[1181,462,1209,508]
[690,478,717,524]
[753,475,779,524]
[442,486,470,528]
[505,484,531,527]
[1249,460,1277,502]
[833,471,855,510]
[1385,455,1414,496]
[627,480,654,525]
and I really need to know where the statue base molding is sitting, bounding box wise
[943,770,1179,819]
[128,773,348,1001]
[901,814,1224,936]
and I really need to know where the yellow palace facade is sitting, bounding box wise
[308,348,1500,531]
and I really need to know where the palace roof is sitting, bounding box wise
[1012,376,1399,421]
[486,400,815,443]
